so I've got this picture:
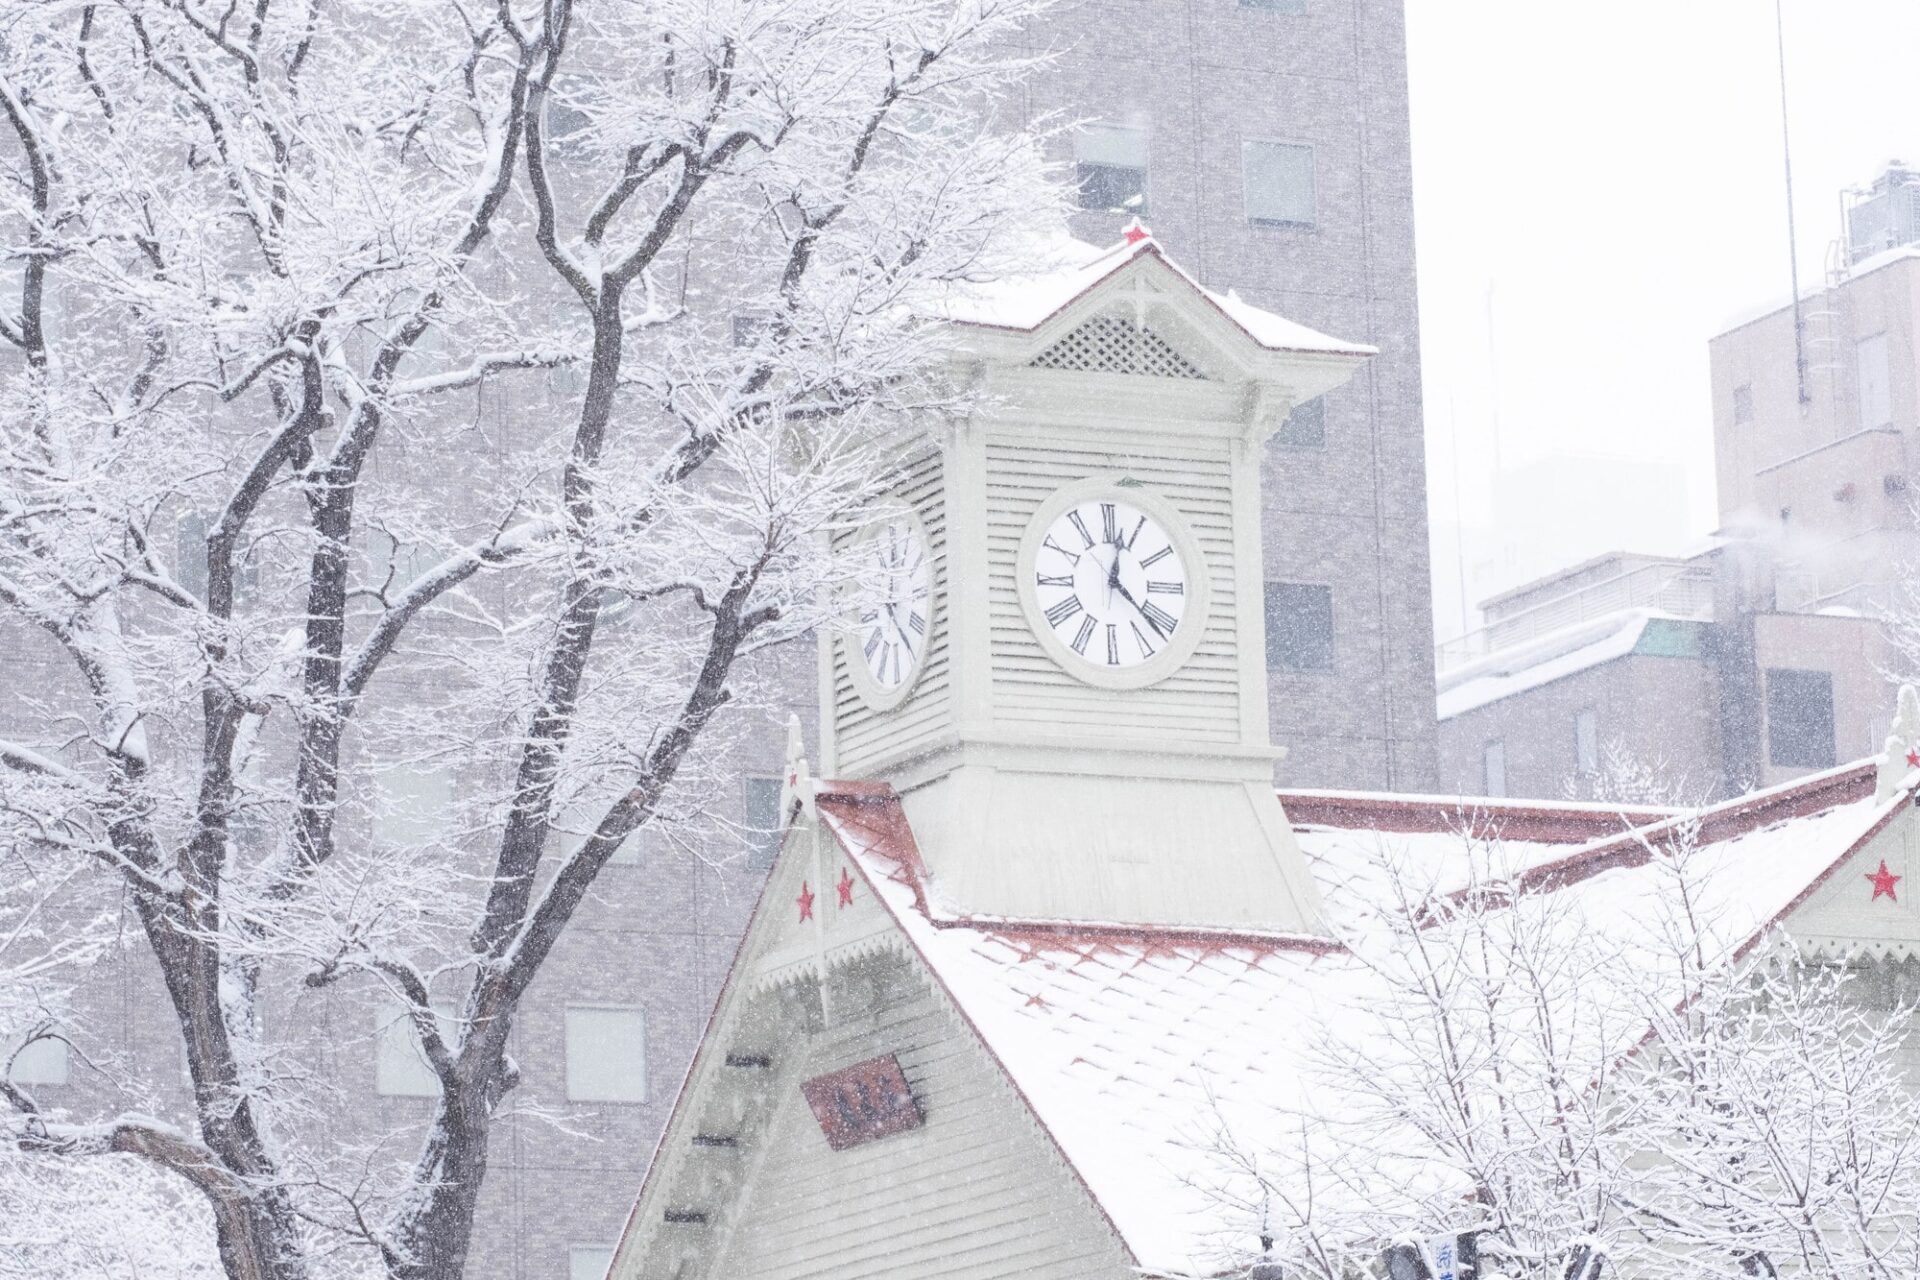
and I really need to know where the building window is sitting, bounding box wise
[1240,0,1308,10]
[10,1035,70,1086]
[373,761,455,848]
[564,1006,648,1103]
[731,313,772,349]
[1857,333,1893,428]
[1483,740,1507,797]
[1765,668,1836,769]
[176,510,209,600]
[555,797,642,866]
[744,775,784,870]
[598,587,635,629]
[374,1001,456,1098]
[1574,707,1599,775]
[1732,383,1754,425]
[1264,582,1335,672]
[367,530,442,595]
[569,1246,616,1280]
[545,81,591,154]
[1243,140,1316,228]
[1074,124,1148,214]
[1275,396,1326,448]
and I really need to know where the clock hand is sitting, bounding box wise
[884,600,917,658]
[1111,577,1171,638]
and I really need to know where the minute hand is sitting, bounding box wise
[1112,578,1171,638]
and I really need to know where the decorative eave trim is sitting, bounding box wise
[1781,934,1920,963]
[605,815,800,1279]
[817,803,1146,1273]
[746,930,909,997]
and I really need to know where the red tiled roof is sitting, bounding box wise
[810,761,1908,1277]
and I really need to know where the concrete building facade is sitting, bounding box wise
[1034,0,1436,793]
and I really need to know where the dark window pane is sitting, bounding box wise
[1276,396,1326,447]
[731,314,771,348]
[176,511,209,601]
[1732,384,1753,424]
[744,776,784,870]
[1076,162,1147,213]
[1483,740,1507,797]
[1765,668,1835,768]
[1264,582,1334,672]
[1243,141,1315,227]
[1575,708,1598,775]
[1074,124,1148,214]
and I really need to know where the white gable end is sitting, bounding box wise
[1029,314,1208,380]
[1779,798,1918,958]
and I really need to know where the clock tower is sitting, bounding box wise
[818,231,1371,934]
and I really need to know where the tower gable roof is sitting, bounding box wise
[932,230,1372,408]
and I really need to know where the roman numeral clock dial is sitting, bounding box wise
[1022,491,1197,682]
[847,509,934,710]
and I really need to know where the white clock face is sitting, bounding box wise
[856,514,931,691]
[1030,497,1189,668]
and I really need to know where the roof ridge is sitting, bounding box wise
[1509,759,1882,896]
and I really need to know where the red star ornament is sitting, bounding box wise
[835,867,854,907]
[1905,748,1919,769]
[796,881,815,922]
[1867,860,1902,903]
[1122,219,1152,246]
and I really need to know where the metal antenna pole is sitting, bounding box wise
[1448,392,1471,640]
[1776,0,1811,405]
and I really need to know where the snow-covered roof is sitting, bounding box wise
[814,759,1905,1277]
[1715,245,1920,337]
[1437,607,1692,720]
[934,229,1376,358]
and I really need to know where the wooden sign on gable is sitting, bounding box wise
[800,1053,923,1151]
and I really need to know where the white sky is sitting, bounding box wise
[1407,0,1920,638]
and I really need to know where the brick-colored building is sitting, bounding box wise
[1034,0,1436,792]
[1438,165,1920,804]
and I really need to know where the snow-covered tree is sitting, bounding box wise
[1218,819,1920,1280]
[0,2,1060,1277]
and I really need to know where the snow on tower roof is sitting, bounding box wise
[812,758,1906,1277]
[933,226,1376,358]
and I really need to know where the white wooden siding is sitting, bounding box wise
[709,957,1132,1280]
[983,433,1242,742]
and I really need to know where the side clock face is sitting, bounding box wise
[1030,497,1189,668]
[855,514,932,693]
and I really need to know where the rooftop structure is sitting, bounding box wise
[1434,162,1920,807]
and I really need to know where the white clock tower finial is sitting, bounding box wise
[818,234,1373,934]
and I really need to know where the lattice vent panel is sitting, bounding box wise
[1029,314,1207,380]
